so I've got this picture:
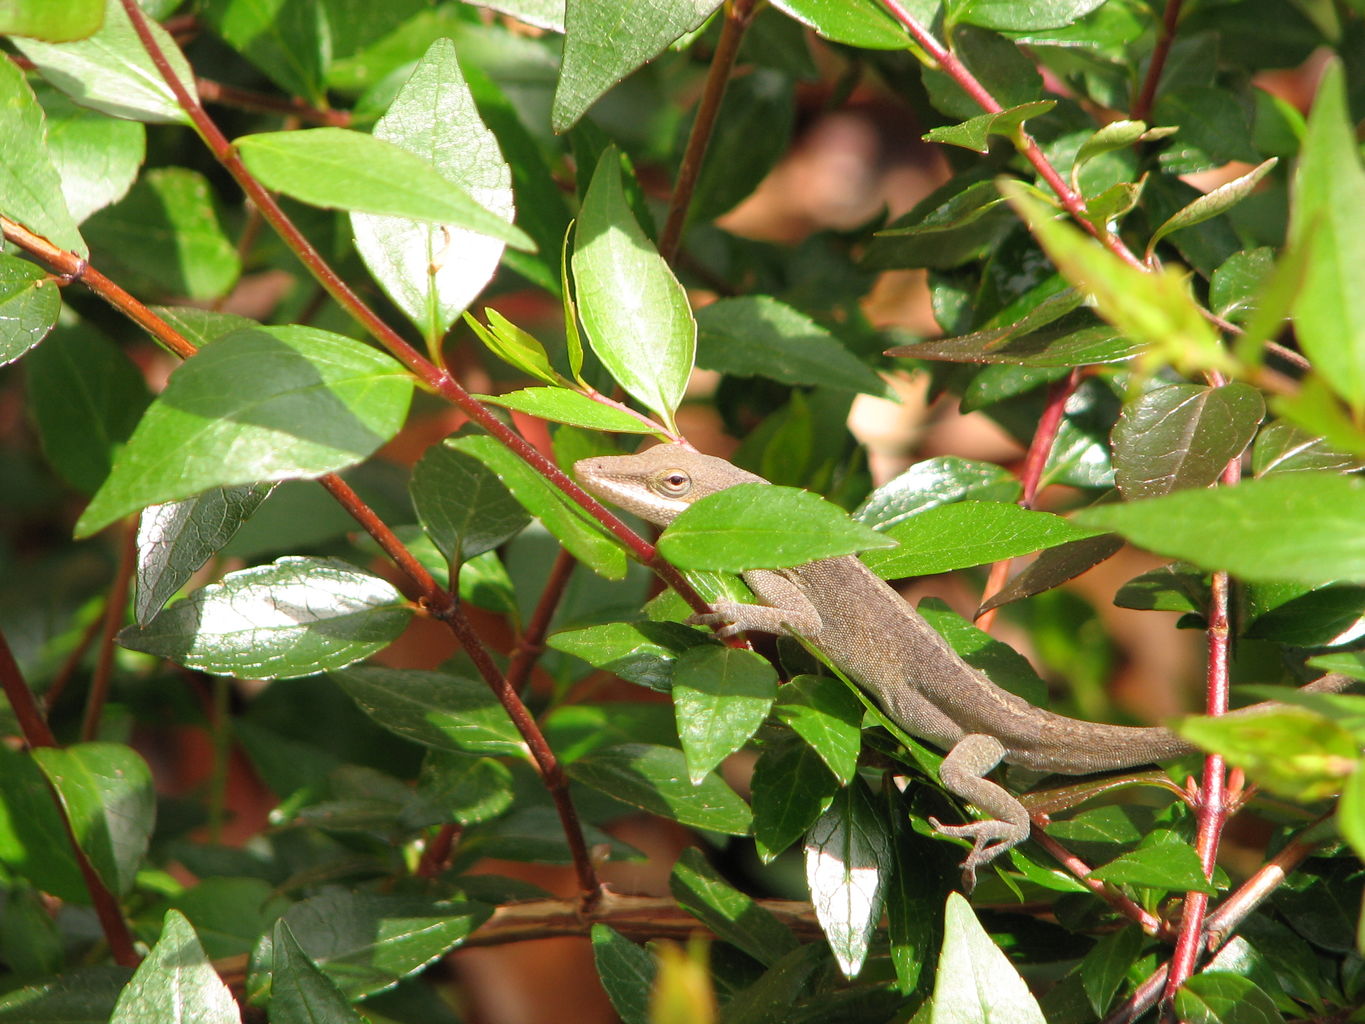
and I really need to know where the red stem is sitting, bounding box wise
[1132,0,1184,122]
[506,548,578,695]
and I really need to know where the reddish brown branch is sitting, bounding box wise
[1132,0,1184,122]
[81,522,138,742]
[195,77,350,126]
[0,630,57,749]
[507,548,578,695]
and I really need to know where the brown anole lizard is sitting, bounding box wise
[575,444,1355,887]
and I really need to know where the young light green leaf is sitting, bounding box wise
[31,744,153,900]
[1147,158,1277,256]
[235,128,531,251]
[409,441,530,567]
[1070,119,1151,188]
[332,665,529,759]
[119,557,411,679]
[862,501,1104,579]
[267,921,365,1024]
[659,483,896,572]
[135,485,273,624]
[1112,383,1265,499]
[572,148,695,432]
[0,253,61,365]
[566,743,752,835]
[465,308,563,385]
[40,85,145,223]
[672,646,777,784]
[0,56,86,256]
[478,387,662,435]
[591,925,655,1024]
[14,0,195,125]
[112,911,239,1024]
[923,100,1056,153]
[75,325,413,536]
[560,222,586,381]
[1073,472,1365,586]
[1289,59,1365,415]
[0,0,104,40]
[669,847,799,966]
[551,0,722,132]
[932,892,1046,1024]
[352,39,514,344]
[805,780,890,978]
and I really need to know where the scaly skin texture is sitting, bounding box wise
[575,444,1354,887]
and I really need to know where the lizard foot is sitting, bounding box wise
[929,815,1029,892]
[684,611,743,637]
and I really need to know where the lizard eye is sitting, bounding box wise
[654,470,692,496]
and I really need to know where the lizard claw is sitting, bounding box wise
[929,815,1023,893]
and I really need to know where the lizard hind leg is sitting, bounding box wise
[929,733,1032,891]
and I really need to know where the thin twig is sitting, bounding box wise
[1132,0,1184,122]
[196,77,351,126]
[1029,825,1170,937]
[507,548,578,695]
[80,522,138,742]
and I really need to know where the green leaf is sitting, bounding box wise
[409,441,530,567]
[863,501,1104,579]
[31,744,153,900]
[566,743,752,835]
[465,308,563,385]
[658,483,896,571]
[548,620,717,693]
[0,253,60,366]
[235,128,532,251]
[1252,422,1365,477]
[1288,59,1365,415]
[751,733,839,862]
[1072,472,1365,586]
[1002,179,1233,376]
[804,780,890,979]
[1173,706,1357,801]
[773,675,863,785]
[1336,766,1365,865]
[249,889,489,1001]
[119,556,411,679]
[418,750,515,826]
[84,167,240,301]
[866,178,1015,271]
[267,921,365,1024]
[855,456,1021,528]
[0,0,104,40]
[0,746,87,903]
[932,892,1046,1024]
[199,0,326,104]
[0,55,86,256]
[953,0,1106,31]
[1154,88,1260,175]
[923,100,1056,153]
[14,0,195,125]
[172,878,292,961]
[0,965,133,1022]
[1087,837,1216,892]
[40,85,145,223]
[331,665,528,758]
[1173,973,1285,1024]
[1079,924,1146,1016]
[478,387,661,434]
[447,434,628,579]
[1112,383,1265,499]
[1147,158,1278,257]
[75,325,413,536]
[590,925,655,1024]
[134,485,273,624]
[672,646,777,784]
[572,148,696,432]
[769,0,914,49]
[669,847,798,966]
[551,0,722,132]
[110,911,239,1024]
[352,39,514,344]
[695,296,887,395]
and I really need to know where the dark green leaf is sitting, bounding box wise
[672,645,777,783]
[979,535,1124,613]
[751,733,839,862]
[864,179,1015,270]
[590,925,655,1024]
[566,743,752,835]
[110,911,238,1024]
[120,557,411,679]
[200,0,327,104]
[923,100,1056,153]
[953,0,1106,31]
[409,441,530,566]
[1173,972,1284,1024]
[804,780,889,978]
[1252,422,1365,477]
[0,253,61,366]
[268,921,365,1024]
[1088,836,1215,892]
[0,966,132,1023]
[669,847,798,966]
[1153,87,1260,174]
[1147,158,1278,256]
[171,878,292,961]
[689,69,795,222]
[418,750,515,826]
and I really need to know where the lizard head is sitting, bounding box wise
[574,444,765,526]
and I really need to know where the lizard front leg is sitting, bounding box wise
[930,733,1032,890]
[686,569,823,638]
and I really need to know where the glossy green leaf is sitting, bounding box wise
[331,665,528,758]
[1087,836,1216,892]
[268,921,365,1024]
[566,743,752,835]
[1147,158,1277,256]
[659,483,895,571]
[865,178,1015,271]
[952,0,1106,30]
[863,501,1104,579]
[1079,925,1145,1016]
[84,167,240,301]
[672,646,777,783]
[548,620,716,693]
[0,0,104,40]
[0,56,86,256]
[40,85,145,223]
[134,485,273,624]
[151,306,255,349]
[0,966,133,1022]
[249,889,490,1001]
[773,674,863,784]
[120,557,411,679]
[0,746,87,903]
[76,325,413,536]
[669,847,798,966]
[933,893,1046,1023]
[409,441,529,567]
[24,323,150,494]
[1073,472,1365,585]
[751,733,839,862]
[1153,88,1259,175]
[236,128,532,251]
[478,387,661,434]
[923,100,1056,153]
[1252,422,1365,477]
[591,925,655,1024]
[0,254,60,366]
[696,296,886,395]
[551,0,722,131]
[32,744,153,900]
[978,534,1124,613]
[110,911,238,1024]
[14,0,195,125]
[1112,383,1265,499]
[418,750,515,826]
[465,308,563,385]
[352,40,514,343]
[1288,59,1365,415]
[804,780,890,979]
[854,456,1020,528]
[1173,972,1284,1024]
[769,0,915,48]
[572,148,695,432]
[447,434,628,579]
